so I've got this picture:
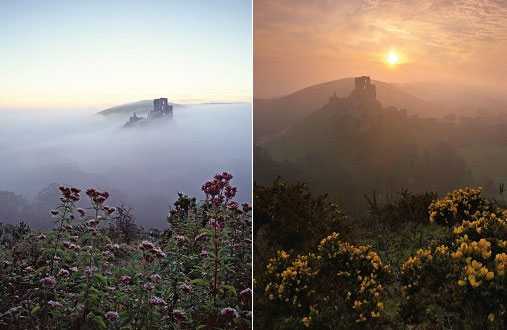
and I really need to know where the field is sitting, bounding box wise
[0,173,252,329]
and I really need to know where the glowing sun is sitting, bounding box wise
[385,51,400,66]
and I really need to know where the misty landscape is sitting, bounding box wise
[255,77,507,213]
[254,1,507,328]
[0,103,252,229]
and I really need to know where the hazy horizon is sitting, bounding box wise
[1,0,252,110]
[254,0,507,99]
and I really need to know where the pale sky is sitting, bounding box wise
[1,0,252,110]
[254,0,507,98]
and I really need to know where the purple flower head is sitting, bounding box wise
[240,288,252,297]
[40,276,57,288]
[48,300,63,308]
[120,275,132,285]
[226,201,240,210]
[242,203,252,213]
[208,218,224,230]
[105,311,119,322]
[221,307,239,318]
[201,180,222,196]
[57,269,70,277]
[143,282,155,291]
[84,266,97,277]
[139,240,155,251]
[153,247,167,258]
[149,296,167,306]
[211,195,224,207]
[77,208,86,217]
[179,283,192,294]
[224,186,237,199]
[200,249,209,257]
[150,274,161,283]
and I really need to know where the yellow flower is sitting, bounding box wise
[302,316,311,328]
[457,279,466,286]
[488,313,495,322]
[486,272,495,281]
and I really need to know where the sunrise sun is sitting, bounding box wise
[385,51,400,66]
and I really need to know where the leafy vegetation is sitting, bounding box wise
[254,179,507,329]
[0,172,251,329]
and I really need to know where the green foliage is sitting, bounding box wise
[428,187,497,226]
[254,178,347,254]
[0,173,252,329]
[264,233,390,329]
[400,192,507,329]
[256,181,507,329]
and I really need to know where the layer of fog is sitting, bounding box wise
[0,104,252,228]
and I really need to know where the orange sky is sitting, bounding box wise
[254,0,507,98]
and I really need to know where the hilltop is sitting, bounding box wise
[98,100,179,117]
[254,77,443,144]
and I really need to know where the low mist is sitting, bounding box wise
[0,104,252,229]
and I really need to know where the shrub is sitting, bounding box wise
[264,232,390,329]
[400,188,507,328]
[428,187,496,226]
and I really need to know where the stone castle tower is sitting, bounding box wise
[351,76,376,100]
[149,97,173,119]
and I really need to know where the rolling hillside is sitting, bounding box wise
[254,78,444,143]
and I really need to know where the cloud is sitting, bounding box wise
[255,0,507,97]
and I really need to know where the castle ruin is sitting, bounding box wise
[351,76,376,100]
[149,97,173,119]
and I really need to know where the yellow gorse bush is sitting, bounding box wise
[428,187,493,226]
[265,232,390,328]
[401,187,507,326]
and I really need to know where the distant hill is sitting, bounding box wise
[98,100,179,116]
[254,77,444,144]
[256,82,469,213]
[398,81,507,116]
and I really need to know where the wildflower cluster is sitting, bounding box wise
[400,188,507,327]
[428,187,495,226]
[265,232,389,328]
[0,172,252,329]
